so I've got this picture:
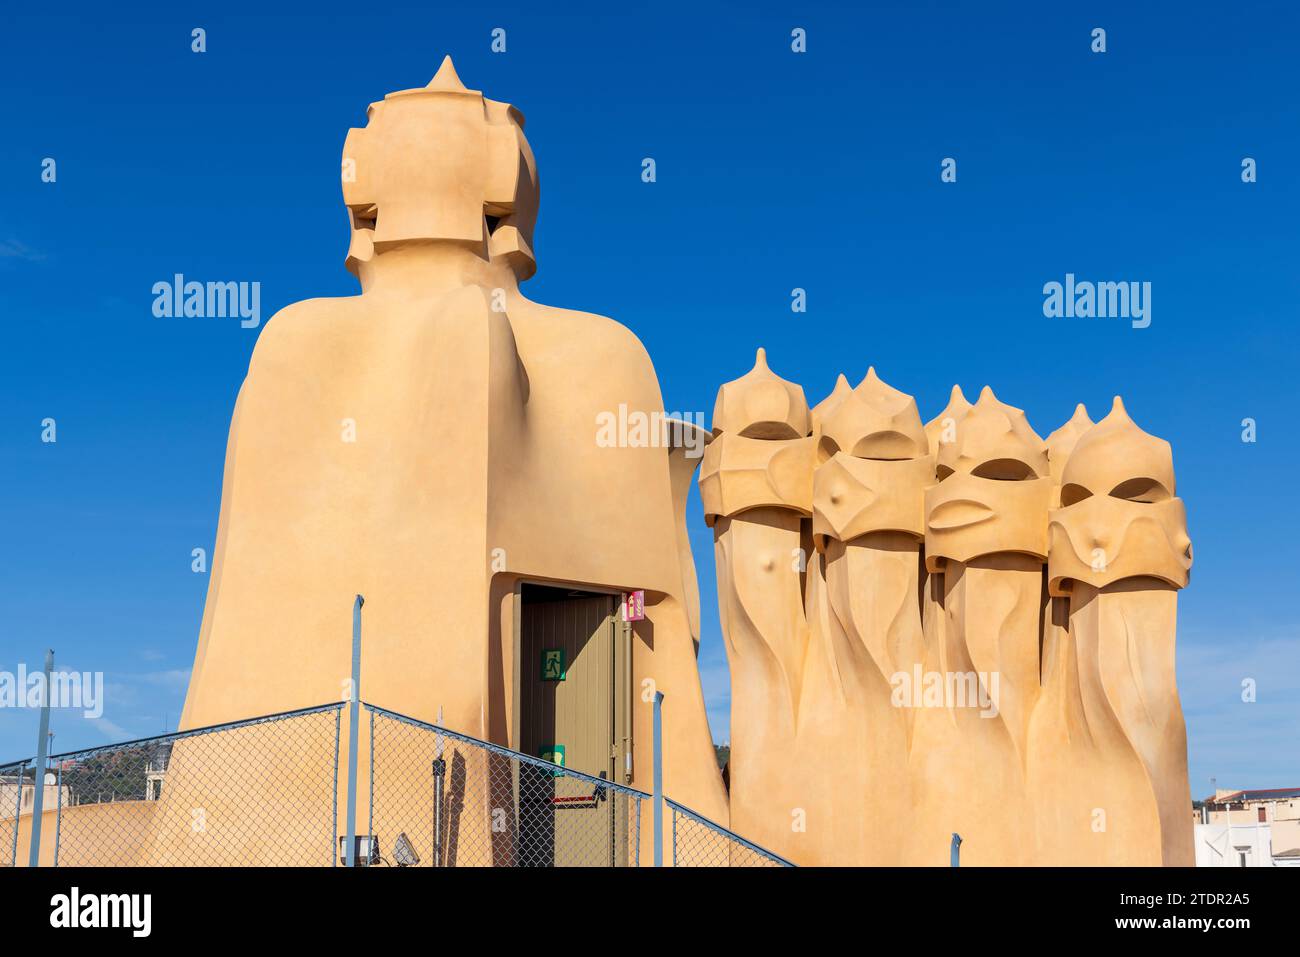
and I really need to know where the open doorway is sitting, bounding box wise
[516,583,632,865]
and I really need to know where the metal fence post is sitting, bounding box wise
[950,832,962,867]
[653,690,664,867]
[331,708,341,867]
[52,749,62,867]
[432,758,445,867]
[344,595,364,867]
[432,704,445,868]
[367,709,374,856]
[28,650,54,867]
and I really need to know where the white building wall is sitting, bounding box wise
[1194,822,1274,867]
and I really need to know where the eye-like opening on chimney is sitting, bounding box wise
[971,458,1037,481]
[350,204,378,232]
[1108,477,1170,504]
[1060,483,1092,507]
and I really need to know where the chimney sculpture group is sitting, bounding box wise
[702,351,1194,865]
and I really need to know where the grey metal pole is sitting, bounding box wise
[433,705,444,868]
[52,745,61,867]
[367,709,374,856]
[331,708,340,867]
[432,759,445,867]
[950,832,962,867]
[345,595,364,866]
[653,690,664,867]
[28,650,54,867]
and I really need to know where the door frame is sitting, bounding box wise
[511,578,633,783]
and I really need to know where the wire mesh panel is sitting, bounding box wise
[48,704,343,866]
[367,704,644,867]
[670,799,793,867]
[1,761,28,867]
[1,700,790,868]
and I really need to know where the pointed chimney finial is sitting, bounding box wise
[428,55,469,93]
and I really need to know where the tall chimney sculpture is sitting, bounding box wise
[171,58,728,865]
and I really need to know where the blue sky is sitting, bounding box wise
[1,1,1296,798]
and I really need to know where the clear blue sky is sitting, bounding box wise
[1,1,1296,798]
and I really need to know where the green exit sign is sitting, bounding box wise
[541,647,566,681]
[539,744,565,776]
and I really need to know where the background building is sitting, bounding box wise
[1195,787,1300,866]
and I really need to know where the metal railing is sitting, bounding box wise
[1,700,790,867]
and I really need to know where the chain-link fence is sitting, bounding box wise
[365,704,645,866]
[1,700,790,867]
[8,703,344,866]
[1,761,30,867]
[669,798,792,866]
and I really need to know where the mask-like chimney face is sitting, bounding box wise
[700,349,814,524]
[924,386,1051,569]
[1047,397,1192,594]
[816,368,929,463]
[811,369,934,548]
[342,56,539,279]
